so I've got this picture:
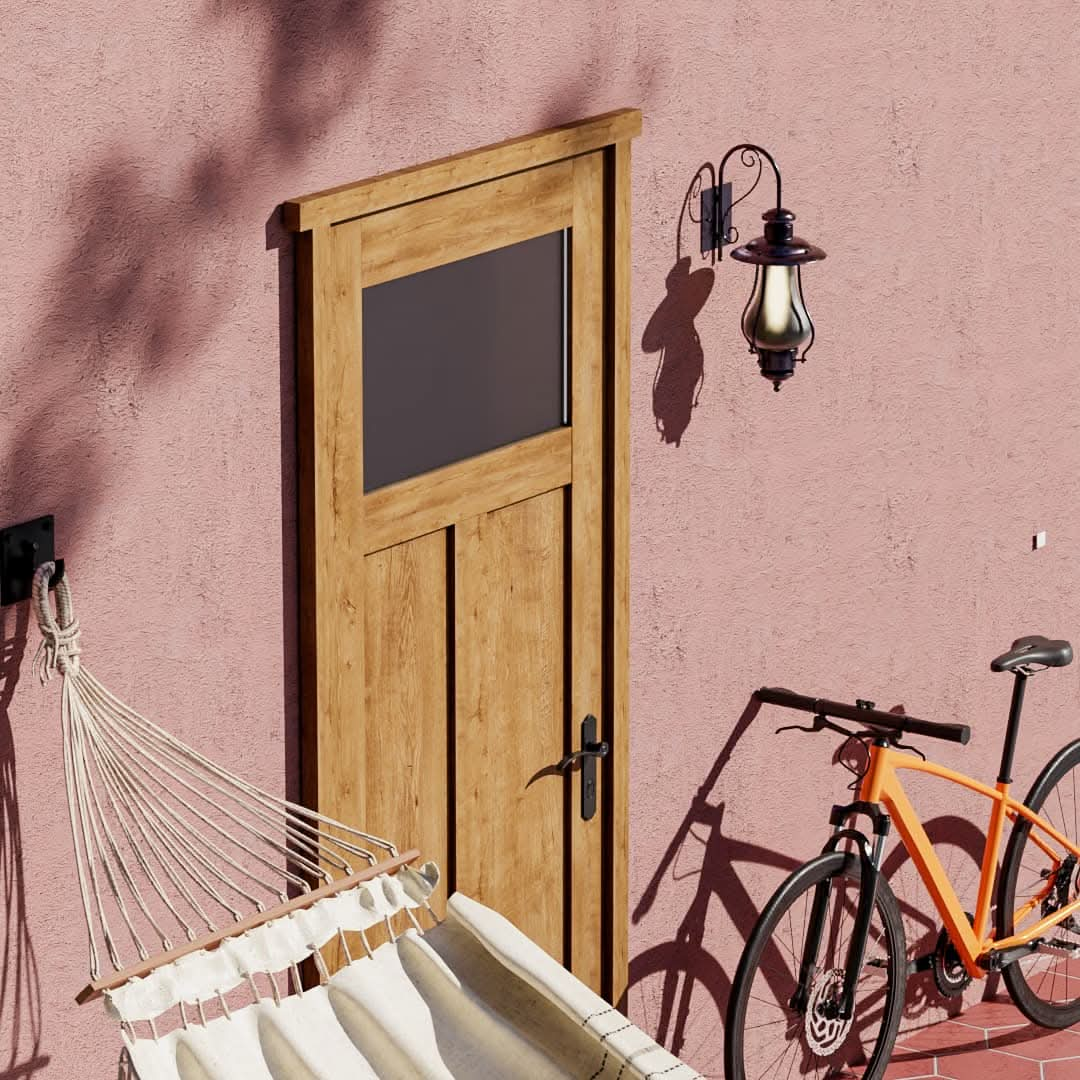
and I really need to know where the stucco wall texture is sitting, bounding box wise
[4,1,1080,1075]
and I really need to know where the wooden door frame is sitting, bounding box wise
[284,108,639,1002]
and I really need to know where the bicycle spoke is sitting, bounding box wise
[781,1037,801,1080]
[744,1016,790,1030]
[754,1034,797,1080]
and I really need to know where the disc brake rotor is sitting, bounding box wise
[804,968,854,1056]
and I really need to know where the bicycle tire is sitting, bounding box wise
[725,851,906,1080]
[998,738,1080,1028]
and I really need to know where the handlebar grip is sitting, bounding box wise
[755,687,971,745]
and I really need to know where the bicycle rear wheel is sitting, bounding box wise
[725,852,906,1080]
[998,738,1080,1028]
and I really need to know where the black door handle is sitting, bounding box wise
[557,715,607,820]
[555,742,610,771]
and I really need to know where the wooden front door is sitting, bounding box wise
[289,110,638,999]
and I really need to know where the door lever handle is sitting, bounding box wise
[558,715,607,821]
[556,741,609,771]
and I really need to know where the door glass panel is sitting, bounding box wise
[362,229,567,492]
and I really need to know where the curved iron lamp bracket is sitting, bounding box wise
[677,162,716,263]
[700,144,783,262]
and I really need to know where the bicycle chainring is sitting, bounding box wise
[804,968,854,1056]
[932,912,974,999]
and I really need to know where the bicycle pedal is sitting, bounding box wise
[1038,938,1080,956]
[909,953,935,974]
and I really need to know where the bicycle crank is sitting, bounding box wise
[932,912,975,998]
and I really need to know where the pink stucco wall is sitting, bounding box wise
[4,2,1080,1075]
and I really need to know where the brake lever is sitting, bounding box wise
[775,722,820,736]
[775,714,858,739]
[890,737,927,762]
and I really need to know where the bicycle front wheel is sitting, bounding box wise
[725,852,906,1080]
[998,738,1080,1028]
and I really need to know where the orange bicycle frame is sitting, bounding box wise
[860,743,1080,977]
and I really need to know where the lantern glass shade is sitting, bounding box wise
[741,264,812,354]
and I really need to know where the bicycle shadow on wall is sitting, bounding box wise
[0,604,48,1080]
[625,695,998,1075]
[642,170,715,448]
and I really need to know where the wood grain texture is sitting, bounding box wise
[296,119,639,1002]
[364,532,449,917]
[607,139,633,1005]
[569,151,606,992]
[454,494,566,959]
[283,109,642,231]
[297,219,367,970]
[76,851,419,1004]
[363,428,571,554]
[359,162,571,287]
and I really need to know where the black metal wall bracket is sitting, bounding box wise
[700,181,732,255]
[1,515,64,607]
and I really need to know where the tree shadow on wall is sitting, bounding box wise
[1,3,400,1066]
[625,695,996,1075]
[641,172,715,448]
[2,0,399,556]
[0,605,48,1080]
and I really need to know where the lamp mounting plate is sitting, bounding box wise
[1,515,62,606]
[700,181,732,255]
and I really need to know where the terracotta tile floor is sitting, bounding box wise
[884,995,1080,1080]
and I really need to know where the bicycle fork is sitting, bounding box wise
[790,801,893,1020]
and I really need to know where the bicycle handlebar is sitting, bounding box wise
[755,686,972,746]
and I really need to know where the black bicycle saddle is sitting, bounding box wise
[990,635,1073,673]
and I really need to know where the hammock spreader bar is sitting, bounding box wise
[76,849,420,1004]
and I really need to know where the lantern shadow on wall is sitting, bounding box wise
[642,173,716,448]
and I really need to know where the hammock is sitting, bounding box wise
[32,565,701,1079]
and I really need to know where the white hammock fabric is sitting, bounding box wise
[33,564,701,1079]
[125,894,699,1080]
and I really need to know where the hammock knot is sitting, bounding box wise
[34,616,82,681]
[32,562,81,681]
[34,622,82,678]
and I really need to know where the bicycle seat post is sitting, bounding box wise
[998,671,1027,787]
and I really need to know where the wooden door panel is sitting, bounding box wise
[454,491,566,958]
[294,114,639,999]
[363,531,450,915]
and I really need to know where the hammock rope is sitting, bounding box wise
[32,562,701,1080]
[32,563,415,986]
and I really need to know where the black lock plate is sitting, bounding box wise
[580,714,607,822]
[1,515,61,606]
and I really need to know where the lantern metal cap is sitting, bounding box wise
[730,208,826,266]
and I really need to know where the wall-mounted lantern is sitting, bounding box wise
[700,146,826,391]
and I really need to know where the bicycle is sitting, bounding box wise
[724,634,1080,1080]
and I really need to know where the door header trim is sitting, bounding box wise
[283,108,642,232]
